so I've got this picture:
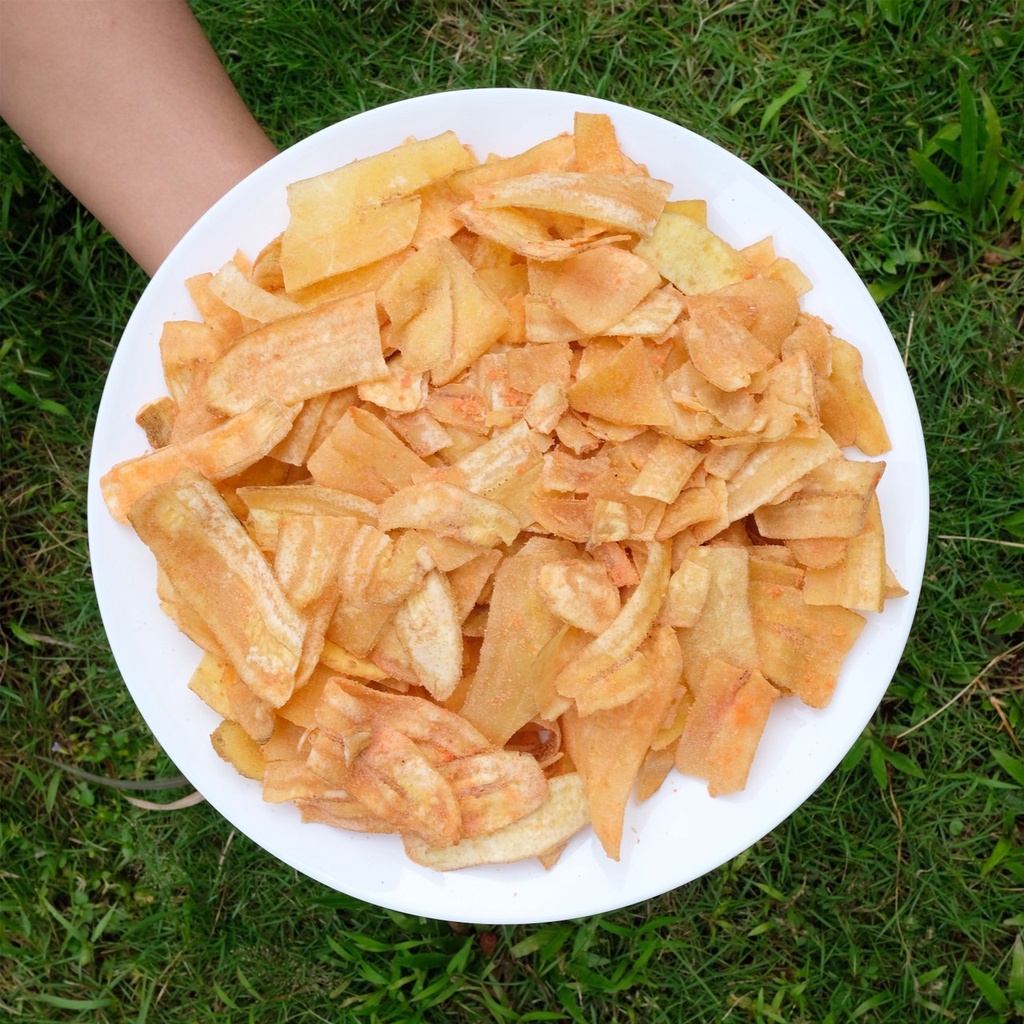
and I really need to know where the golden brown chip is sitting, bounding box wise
[129,469,306,707]
[554,540,671,707]
[548,246,661,335]
[102,397,296,524]
[674,659,779,796]
[472,171,671,236]
[205,293,388,416]
[459,538,578,744]
[282,131,476,290]
[749,578,866,708]
[573,111,627,174]
[378,480,519,547]
[442,750,549,838]
[211,719,266,781]
[829,335,891,455]
[567,337,676,427]
[562,624,680,858]
[402,773,589,870]
[209,259,302,323]
[802,493,887,613]
[393,568,464,701]
[537,557,620,635]
[634,209,751,293]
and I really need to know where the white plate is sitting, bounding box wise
[87,88,929,925]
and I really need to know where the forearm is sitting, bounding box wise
[0,0,278,275]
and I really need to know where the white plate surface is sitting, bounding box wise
[87,88,929,925]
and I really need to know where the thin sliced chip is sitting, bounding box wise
[634,210,751,293]
[187,654,232,719]
[605,284,686,337]
[273,514,351,610]
[226,669,276,744]
[442,750,549,838]
[754,454,885,540]
[448,134,574,199]
[135,396,177,450]
[211,719,265,782]
[262,760,333,803]
[473,171,671,236]
[378,480,520,547]
[209,259,302,323]
[295,797,396,834]
[636,746,677,802]
[554,540,670,704]
[393,568,464,701]
[459,538,578,744]
[549,246,661,335]
[674,659,779,796]
[456,203,629,262]
[537,557,620,635]
[205,293,387,416]
[357,356,428,414]
[403,772,589,870]
[185,272,246,342]
[573,111,626,174]
[562,623,680,857]
[101,397,295,524]
[676,545,760,690]
[567,337,676,427]
[307,406,431,501]
[785,536,848,569]
[330,723,461,847]
[128,470,306,707]
[453,418,552,496]
[658,551,713,628]
[682,299,776,393]
[630,435,703,503]
[830,335,891,455]
[802,493,887,612]
[282,131,476,290]
[725,431,839,523]
[749,579,866,707]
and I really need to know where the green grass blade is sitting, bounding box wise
[1010,935,1024,1002]
[759,69,811,131]
[992,749,1024,787]
[958,71,979,212]
[29,994,115,1011]
[966,964,1011,1014]
[978,91,1004,201]
[909,149,963,212]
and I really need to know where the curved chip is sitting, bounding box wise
[402,773,589,870]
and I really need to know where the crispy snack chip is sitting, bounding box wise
[128,470,306,707]
[107,113,904,872]
[205,293,388,416]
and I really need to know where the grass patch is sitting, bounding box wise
[2,1,1022,1021]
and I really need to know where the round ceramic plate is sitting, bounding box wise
[87,88,929,925]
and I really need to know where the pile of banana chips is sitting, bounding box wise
[101,112,905,870]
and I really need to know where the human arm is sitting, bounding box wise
[0,0,278,275]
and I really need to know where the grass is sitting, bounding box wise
[2,0,1022,1020]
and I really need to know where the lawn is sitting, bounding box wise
[2,1,1022,1021]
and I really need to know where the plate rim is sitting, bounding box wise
[87,87,930,925]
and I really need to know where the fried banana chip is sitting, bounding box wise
[472,171,671,236]
[554,540,670,707]
[403,773,589,870]
[102,397,295,523]
[205,293,388,416]
[128,469,306,707]
[442,750,549,838]
[378,480,520,547]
